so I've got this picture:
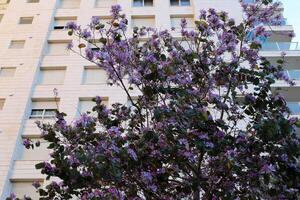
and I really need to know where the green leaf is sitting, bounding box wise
[35,162,45,169]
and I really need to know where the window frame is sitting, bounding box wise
[287,102,300,115]
[27,0,39,3]
[38,67,66,85]
[0,67,16,78]
[46,40,71,56]
[170,0,191,6]
[30,108,57,119]
[19,17,34,24]
[132,0,154,7]
[285,69,300,80]
[9,40,25,49]
[53,17,77,30]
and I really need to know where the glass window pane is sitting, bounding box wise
[133,0,143,6]
[44,109,56,117]
[181,0,190,6]
[288,70,300,80]
[0,67,16,77]
[170,0,179,6]
[31,109,43,117]
[144,0,153,6]
[287,102,300,115]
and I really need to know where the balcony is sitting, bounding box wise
[287,102,300,116]
[261,42,300,51]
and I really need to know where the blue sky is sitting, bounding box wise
[281,0,300,42]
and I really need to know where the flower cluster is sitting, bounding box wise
[16,1,300,200]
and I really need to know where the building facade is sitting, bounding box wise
[0,0,296,199]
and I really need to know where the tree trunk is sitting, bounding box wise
[193,189,200,200]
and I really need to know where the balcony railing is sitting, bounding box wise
[261,42,300,51]
[287,102,300,115]
[243,0,256,3]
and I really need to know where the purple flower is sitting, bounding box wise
[107,126,122,137]
[67,42,73,49]
[23,138,32,149]
[289,117,298,125]
[111,5,122,18]
[260,164,276,174]
[91,16,100,25]
[127,148,138,161]
[65,21,78,30]
[9,193,16,200]
[81,29,91,38]
[141,171,153,184]
[95,96,102,104]
[180,18,187,29]
[245,93,256,103]
[85,48,94,61]
[32,181,41,189]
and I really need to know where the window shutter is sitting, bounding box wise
[32,100,58,110]
[9,40,25,49]
[54,17,76,29]
[60,0,81,8]
[38,68,66,85]
[132,17,155,28]
[0,67,16,77]
[171,16,194,29]
[12,182,42,200]
[79,99,108,114]
[47,42,69,55]
[19,17,34,24]
[83,67,107,84]
[95,0,117,8]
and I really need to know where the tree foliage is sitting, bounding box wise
[9,1,300,199]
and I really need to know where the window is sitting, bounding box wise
[78,98,108,114]
[131,16,155,28]
[171,15,194,30]
[38,67,66,85]
[22,139,49,160]
[30,100,58,119]
[9,40,25,49]
[88,39,104,51]
[12,181,42,200]
[46,41,70,55]
[0,99,5,110]
[27,0,39,2]
[19,17,34,24]
[59,0,81,9]
[82,66,107,84]
[95,0,117,8]
[133,0,153,7]
[285,70,300,80]
[287,102,300,115]
[53,17,77,30]
[0,67,16,77]
[92,16,112,29]
[0,14,3,23]
[170,0,190,6]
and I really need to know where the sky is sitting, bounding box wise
[281,0,300,42]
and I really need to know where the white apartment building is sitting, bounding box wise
[0,0,296,199]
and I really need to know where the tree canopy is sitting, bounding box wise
[9,0,300,199]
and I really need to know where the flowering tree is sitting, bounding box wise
[10,0,300,199]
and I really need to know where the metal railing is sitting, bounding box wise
[243,0,256,3]
[261,42,300,51]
